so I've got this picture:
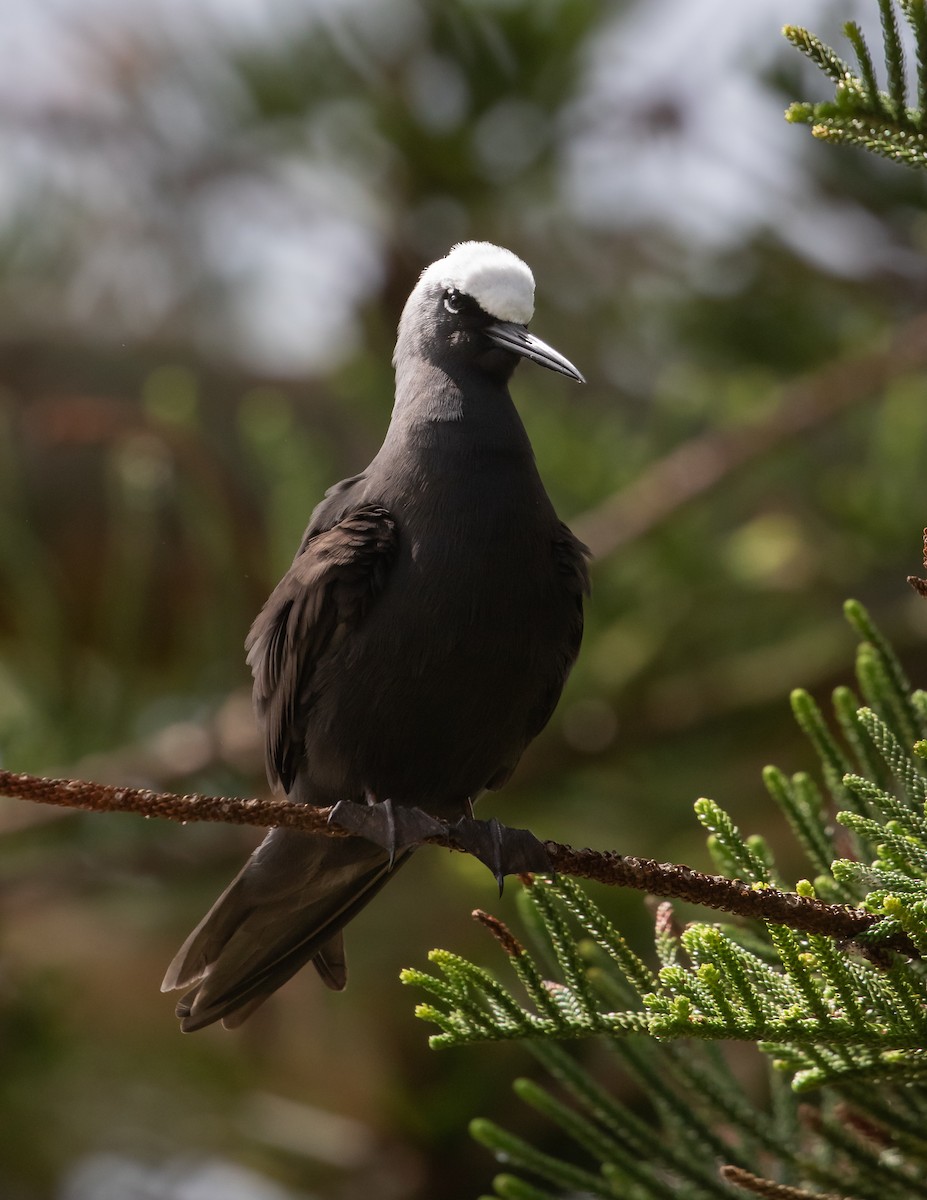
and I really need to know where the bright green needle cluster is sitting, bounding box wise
[785,0,927,167]
[404,600,927,1197]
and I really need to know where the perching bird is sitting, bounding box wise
[162,241,589,1031]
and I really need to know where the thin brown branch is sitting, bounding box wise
[0,768,330,834]
[720,1165,856,1200]
[0,768,916,958]
[472,908,526,957]
[907,526,927,597]
[549,844,910,957]
[574,313,927,560]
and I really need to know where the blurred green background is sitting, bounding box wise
[2,0,927,1196]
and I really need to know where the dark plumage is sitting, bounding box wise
[162,242,589,1031]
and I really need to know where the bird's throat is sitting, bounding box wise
[390,358,532,456]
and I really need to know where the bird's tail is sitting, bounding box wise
[161,828,406,1031]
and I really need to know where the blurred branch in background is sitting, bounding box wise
[576,311,927,558]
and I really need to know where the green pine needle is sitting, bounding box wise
[790,689,853,805]
[845,20,888,109]
[487,1175,559,1200]
[880,0,908,115]
[900,0,927,121]
[406,597,927,1197]
[783,25,854,83]
[694,797,771,882]
[785,7,927,167]
[470,1119,615,1198]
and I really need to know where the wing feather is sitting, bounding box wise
[245,504,398,793]
[524,524,591,740]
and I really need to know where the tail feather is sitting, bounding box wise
[162,827,409,1031]
[312,934,348,991]
[173,931,348,1031]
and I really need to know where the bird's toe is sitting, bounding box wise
[450,816,552,891]
[329,798,446,863]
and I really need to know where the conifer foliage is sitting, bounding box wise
[785,0,927,167]
[404,602,927,1199]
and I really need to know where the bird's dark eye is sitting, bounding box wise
[444,288,462,314]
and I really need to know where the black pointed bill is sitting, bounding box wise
[486,320,585,383]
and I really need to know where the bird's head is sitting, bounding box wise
[395,242,584,385]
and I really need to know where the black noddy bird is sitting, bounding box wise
[162,241,590,1031]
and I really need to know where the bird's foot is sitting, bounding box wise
[328,798,446,869]
[450,816,553,895]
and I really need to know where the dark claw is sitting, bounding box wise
[329,799,446,865]
[490,818,505,896]
[451,816,552,890]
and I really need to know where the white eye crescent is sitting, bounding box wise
[444,288,462,314]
